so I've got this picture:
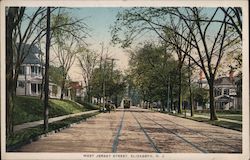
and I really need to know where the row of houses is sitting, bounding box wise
[15,44,84,100]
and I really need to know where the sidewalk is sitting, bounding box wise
[14,110,99,132]
[184,113,242,124]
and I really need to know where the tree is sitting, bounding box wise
[170,7,240,120]
[128,43,180,111]
[51,12,88,100]
[111,7,241,120]
[77,49,98,103]
[6,7,25,137]
[163,15,194,113]
[48,65,64,86]
[89,59,126,106]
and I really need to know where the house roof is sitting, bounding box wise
[16,43,43,65]
[214,77,234,85]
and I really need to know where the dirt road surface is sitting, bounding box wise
[18,107,242,153]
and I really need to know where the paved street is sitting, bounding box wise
[18,107,242,153]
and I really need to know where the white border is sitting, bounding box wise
[1,0,249,160]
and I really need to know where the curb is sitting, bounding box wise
[7,113,99,152]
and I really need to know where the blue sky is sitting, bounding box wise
[71,8,124,43]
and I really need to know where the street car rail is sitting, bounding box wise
[154,112,241,152]
[112,110,125,153]
[131,111,161,153]
[138,112,208,153]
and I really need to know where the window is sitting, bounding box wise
[31,83,36,93]
[31,66,35,74]
[38,67,41,74]
[19,66,25,75]
[224,89,229,95]
[18,81,25,88]
[31,66,41,76]
[38,84,42,93]
[214,88,222,97]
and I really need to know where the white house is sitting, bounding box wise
[196,70,241,110]
[16,44,71,99]
[214,76,241,110]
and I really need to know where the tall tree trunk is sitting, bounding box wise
[189,57,194,117]
[178,64,182,114]
[6,8,17,137]
[60,77,66,100]
[208,80,218,120]
[13,66,20,96]
[87,85,91,103]
[170,83,173,111]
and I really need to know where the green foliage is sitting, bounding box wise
[13,96,92,125]
[89,62,126,102]
[165,112,241,131]
[192,86,209,107]
[49,65,64,86]
[128,43,188,104]
[188,117,242,132]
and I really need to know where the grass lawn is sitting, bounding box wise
[7,112,100,150]
[217,115,242,121]
[13,96,97,125]
[165,112,242,132]
[187,116,242,132]
[183,110,242,122]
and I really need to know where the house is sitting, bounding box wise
[16,44,44,96]
[214,71,242,110]
[16,43,71,99]
[68,81,84,100]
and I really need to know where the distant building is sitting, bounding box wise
[15,43,71,99]
[214,74,242,110]
[196,70,242,110]
[68,81,84,100]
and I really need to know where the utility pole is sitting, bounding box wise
[44,7,50,132]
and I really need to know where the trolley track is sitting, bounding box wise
[136,112,208,153]
[153,112,241,152]
[130,111,161,153]
[112,110,125,153]
[138,111,241,153]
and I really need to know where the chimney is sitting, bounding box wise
[229,70,234,81]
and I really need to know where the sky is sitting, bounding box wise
[67,7,131,81]
[22,7,240,82]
